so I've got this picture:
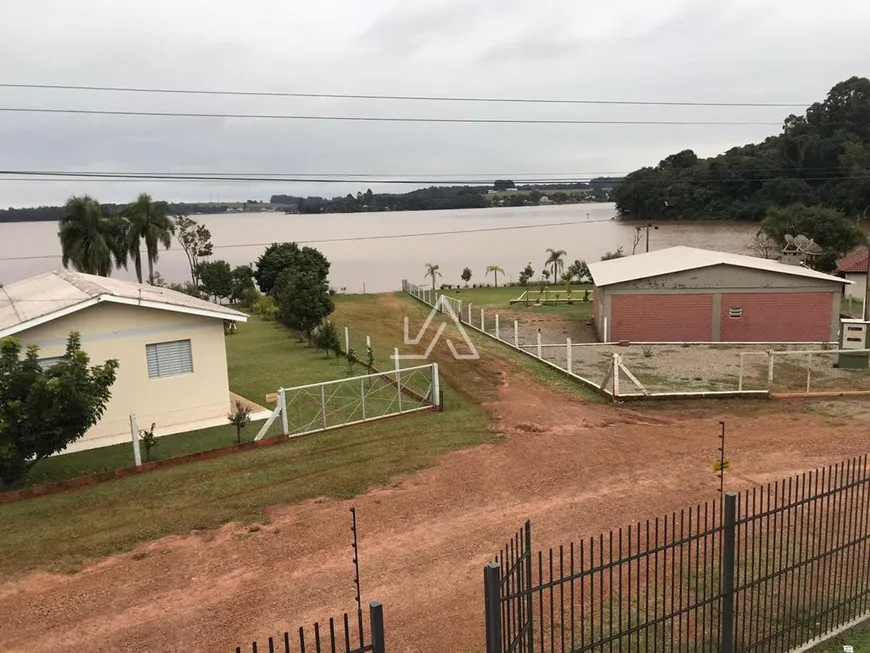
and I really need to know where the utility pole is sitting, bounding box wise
[644,221,659,253]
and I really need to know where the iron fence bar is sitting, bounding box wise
[503,524,724,599]
[721,493,736,653]
[525,521,534,653]
[567,592,726,652]
[735,465,869,525]
[485,562,503,653]
[843,460,862,632]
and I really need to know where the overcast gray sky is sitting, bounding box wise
[1,0,869,207]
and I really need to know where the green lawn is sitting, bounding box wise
[805,618,870,652]
[0,296,494,578]
[435,284,595,318]
[20,313,360,488]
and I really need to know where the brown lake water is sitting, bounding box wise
[0,203,762,292]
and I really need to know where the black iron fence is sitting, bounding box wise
[235,601,385,653]
[485,455,870,653]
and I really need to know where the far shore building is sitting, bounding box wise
[837,247,869,302]
[0,270,249,452]
[588,247,849,343]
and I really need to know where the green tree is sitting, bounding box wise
[58,196,128,277]
[760,204,866,271]
[273,269,335,344]
[424,263,442,291]
[175,216,213,289]
[254,243,330,294]
[123,193,174,284]
[313,320,340,358]
[601,246,625,261]
[486,265,505,287]
[227,400,252,445]
[545,248,566,280]
[461,267,472,287]
[230,264,256,303]
[198,260,234,301]
[567,259,590,282]
[518,262,535,285]
[0,333,118,488]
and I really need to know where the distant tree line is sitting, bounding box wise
[0,201,271,223]
[613,77,870,223]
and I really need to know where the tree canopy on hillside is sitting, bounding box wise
[613,77,870,221]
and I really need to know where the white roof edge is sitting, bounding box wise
[588,246,849,287]
[0,293,246,340]
[0,297,101,340]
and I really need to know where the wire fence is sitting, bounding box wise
[254,364,440,441]
[485,455,870,653]
[403,281,870,400]
[236,601,385,653]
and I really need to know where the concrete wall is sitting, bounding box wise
[617,264,839,291]
[16,302,232,450]
[845,272,867,301]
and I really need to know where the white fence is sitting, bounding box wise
[402,280,870,400]
[255,363,441,440]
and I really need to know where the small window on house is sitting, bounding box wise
[729,307,743,319]
[37,356,64,371]
[146,340,193,379]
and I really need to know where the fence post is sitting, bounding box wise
[603,316,609,344]
[536,329,542,359]
[495,314,500,340]
[468,303,473,325]
[394,348,402,413]
[738,353,745,392]
[514,320,519,348]
[129,414,142,466]
[321,384,328,430]
[566,337,573,374]
[370,601,386,653]
[767,349,775,389]
[806,352,812,393]
[612,353,620,398]
[481,308,486,332]
[360,377,367,420]
[484,562,503,653]
[431,363,440,409]
[279,388,289,435]
[344,326,350,355]
[366,335,371,350]
[720,492,737,653]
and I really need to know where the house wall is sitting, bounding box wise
[610,294,714,341]
[596,265,842,342]
[16,302,231,450]
[845,273,867,301]
[718,292,835,342]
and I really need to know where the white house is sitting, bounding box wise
[0,270,248,452]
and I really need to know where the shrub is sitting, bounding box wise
[138,422,158,462]
[642,345,654,358]
[227,401,252,445]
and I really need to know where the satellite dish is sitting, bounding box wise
[795,234,810,249]
[785,234,796,245]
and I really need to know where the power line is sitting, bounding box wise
[0,218,615,263]
[0,82,812,108]
[0,107,784,126]
[1,170,868,184]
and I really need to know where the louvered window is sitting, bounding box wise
[38,356,64,370]
[146,340,193,379]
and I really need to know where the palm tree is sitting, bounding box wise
[123,193,175,284]
[486,265,505,288]
[545,248,567,281]
[424,263,442,291]
[58,196,128,277]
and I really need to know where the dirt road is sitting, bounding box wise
[0,360,867,651]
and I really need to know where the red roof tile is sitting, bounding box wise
[837,247,869,273]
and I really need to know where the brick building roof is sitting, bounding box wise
[837,247,870,273]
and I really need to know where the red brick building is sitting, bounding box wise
[837,247,869,301]
[588,247,848,343]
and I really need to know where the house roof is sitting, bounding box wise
[837,247,869,274]
[587,246,850,288]
[0,270,247,339]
